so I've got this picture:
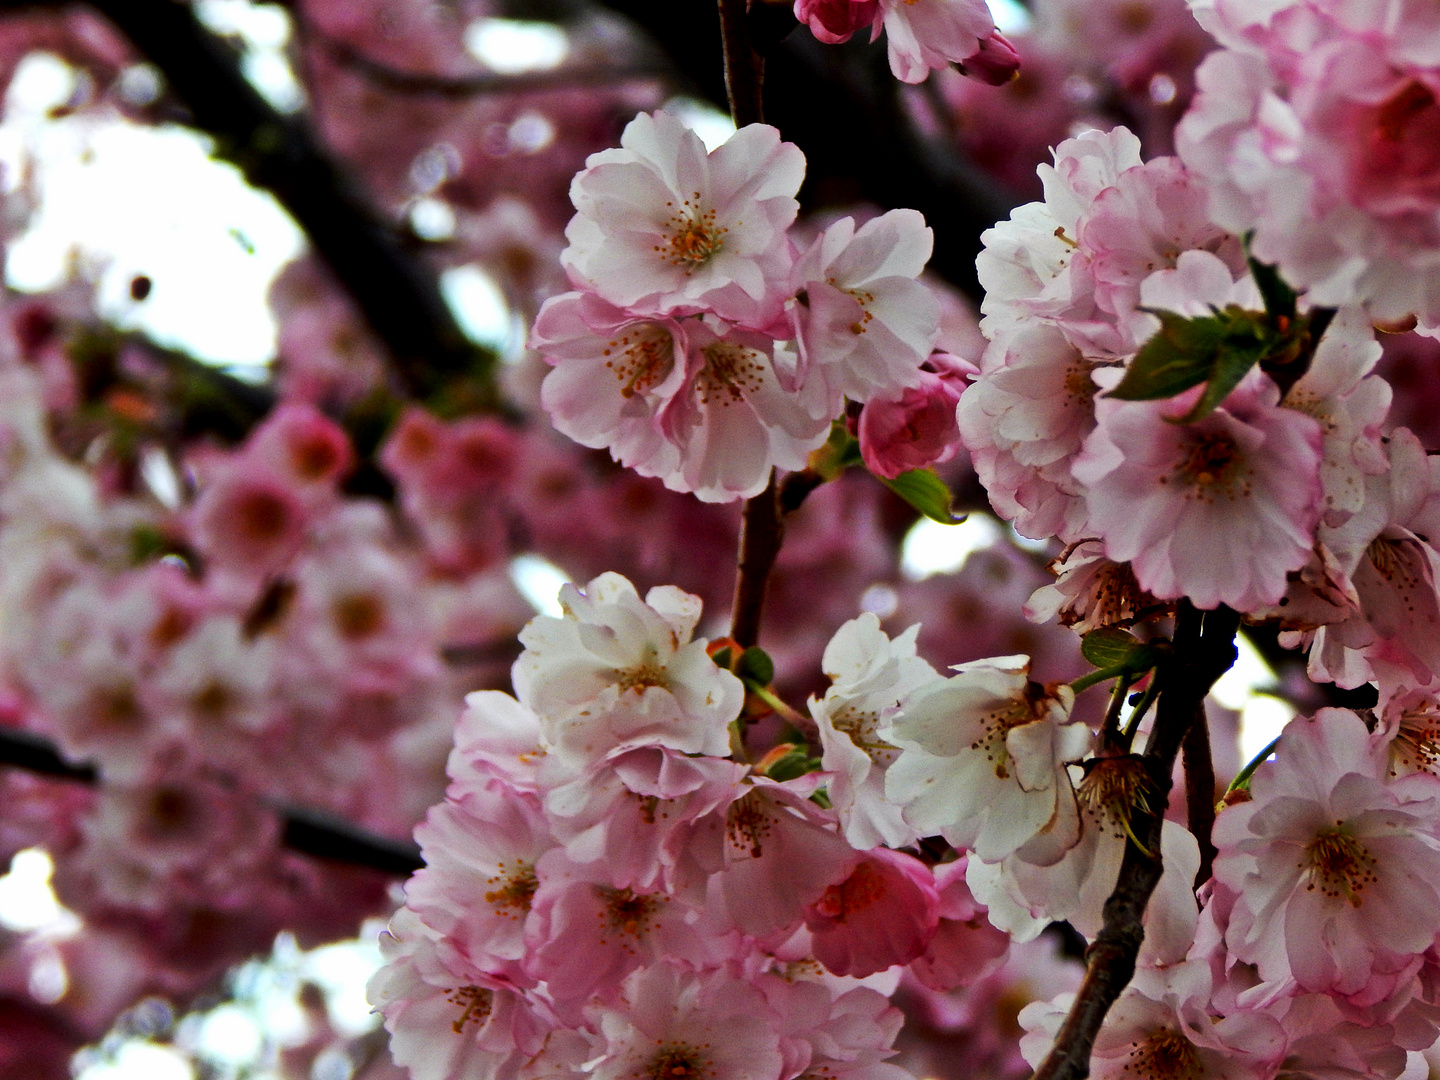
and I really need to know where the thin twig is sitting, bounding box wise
[0,727,422,876]
[1030,604,1239,1080]
[731,472,784,647]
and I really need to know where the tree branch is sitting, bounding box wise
[717,0,765,126]
[1182,704,1217,889]
[1030,604,1239,1080]
[0,727,423,876]
[0,0,495,401]
[731,472,784,648]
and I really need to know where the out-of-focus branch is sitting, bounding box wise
[315,32,671,98]
[0,0,495,402]
[1182,706,1217,888]
[0,727,423,876]
[1030,604,1239,1080]
[717,0,765,127]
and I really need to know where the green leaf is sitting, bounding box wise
[710,646,733,672]
[1247,254,1297,323]
[1082,627,1141,669]
[880,468,961,524]
[1108,307,1279,423]
[737,646,775,687]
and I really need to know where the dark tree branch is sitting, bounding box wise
[316,32,671,98]
[717,0,765,126]
[0,0,495,401]
[731,473,784,648]
[0,727,423,876]
[1031,604,1239,1080]
[1182,703,1217,888]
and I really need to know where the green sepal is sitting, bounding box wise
[764,748,824,783]
[737,646,775,687]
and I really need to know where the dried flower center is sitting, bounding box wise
[697,343,764,406]
[657,194,726,273]
[1394,707,1440,774]
[643,1044,711,1080]
[601,887,659,937]
[614,648,669,692]
[1167,431,1250,500]
[484,860,538,916]
[1122,1029,1203,1080]
[1064,360,1098,407]
[726,790,775,858]
[829,705,898,765]
[290,435,343,481]
[446,985,493,1034]
[333,593,385,640]
[1303,825,1377,907]
[235,489,291,543]
[1079,756,1153,846]
[969,693,1046,780]
[602,324,675,400]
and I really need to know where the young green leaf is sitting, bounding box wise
[1082,627,1141,668]
[879,467,961,524]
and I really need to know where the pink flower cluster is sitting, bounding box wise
[960,125,1406,619]
[1179,0,1440,333]
[368,586,1022,1080]
[530,110,949,502]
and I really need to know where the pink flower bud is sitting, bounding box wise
[958,29,1021,86]
[793,0,879,45]
[857,352,970,479]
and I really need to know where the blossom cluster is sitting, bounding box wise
[530,110,954,501]
[367,577,1027,1080]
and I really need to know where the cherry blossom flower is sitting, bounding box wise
[1213,709,1440,995]
[561,110,804,327]
[786,209,940,407]
[810,613,939,850]
[513,572,743,764]
[585,964,785,1080]
[874,0,1006,85]
[907,856,1010,992]
[795,0,880,44]
[882,655,1089,865]
[1072,369,1324,613]
[804,848,941,978]
[858,352,971,481]
[1177,5,1440,330]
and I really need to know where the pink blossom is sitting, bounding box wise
[561,110,804,327]
[859,354,969,480]
[585,964,785,1080]
[1024,540,1161,634]
[716,775,859,939]
[908,857,1010,992]
[1177,9,1440,330]
[811,613,939,850]
[873,0,1003,85]
[958,324,1100,542]
[1213,709,1440,995]
[534,295,831,501]
[795,0,880,45]
[246,402,354,492]
[188,461,310,589]
[761,977,911,1080]
[804,848,941,978]
[786,209,940,407]
[524,859,729,1019]
[513,572,743,764]
[402,779,554,973]
[367,908,551,1080]
[883,655,1088,865]
[542,746,748,896]
[1072,369,1324,612]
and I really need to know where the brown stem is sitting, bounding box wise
[730,472,784,648]
[1030,604,1239,1080]
[1182,704,1218,889]
[717,0,765,125]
